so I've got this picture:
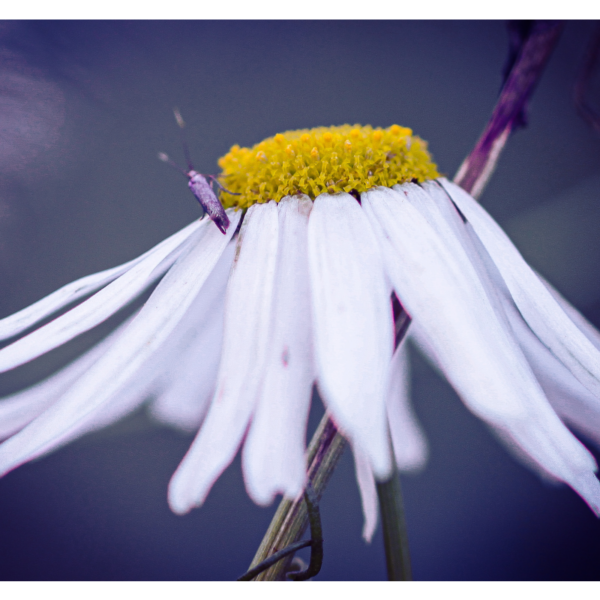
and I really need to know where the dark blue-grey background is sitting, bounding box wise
[1,20,600,581]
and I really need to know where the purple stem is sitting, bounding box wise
[574,22,600,136]
[454,21,563,198]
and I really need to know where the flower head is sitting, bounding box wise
[1,124,600,542]
[217,124,438,206]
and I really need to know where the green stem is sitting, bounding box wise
[376,464,412,581]
[247,414,346,580]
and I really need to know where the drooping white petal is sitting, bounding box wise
[421,178,600,480]
[363,186,522,422]
[453,211,600,451]
[539,275,600,352]
[362,186,600,514]
[509,301,600,449]
[168,202,279,514]
[439,177,600,400]
[387,340,428,472]
[0,210,240,477]
[421,180,600,490]
[399,182,496,315]
[410,202,597,476]
[0,308,155,458]
[0,219,201,341]
[80,241,236,439]
[352,445,378,543]
[148,317,222,432]
[0,218,209,373]
[149,241,235,432]
[242,195,314,505]
[58,353,159,443]
[0,312,136,441]
[527,277,600,445]
[308,192,393,480]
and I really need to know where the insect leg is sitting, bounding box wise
[207,175,241,196]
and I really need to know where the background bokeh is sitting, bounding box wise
[1,20,600,581]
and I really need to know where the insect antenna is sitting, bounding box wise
[157,152,188,177]
[173,107,194,172]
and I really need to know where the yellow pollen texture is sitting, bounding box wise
[217,124,440,208]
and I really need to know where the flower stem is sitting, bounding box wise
[454,20,563,198]
[247,414,346,580]
[238,482,323,581]
[376,464,412,581]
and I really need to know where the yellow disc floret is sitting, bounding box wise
[217,124,439,209]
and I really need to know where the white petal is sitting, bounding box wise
[86,243,235,438]
[0,312,136,440]
[362,186,600,514]
[539,275,600,352]
[439,177,600,400]
[242,195,314,505]
[421,179,600,490]
[456,216,600,450]
[387,340,428,472]
[149,242,235,431]
[399,182,497,317]
[0,309,153,456]
[509,302,600,448]
[6,239,232,445]
[0,218,208,373]
[424,178,600,472]
[363,186,522,421]
[352,445,378,543]
[0,210,240,476]
[168,202,279,514]
[0,219,201,341]
[411,313,600,485]
[308,192,393,479]
[149,317,222,432]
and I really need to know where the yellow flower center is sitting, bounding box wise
[217,124,440,208]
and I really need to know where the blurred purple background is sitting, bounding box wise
[0,21,600,580]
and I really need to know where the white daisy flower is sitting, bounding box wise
[1,124,600,544]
